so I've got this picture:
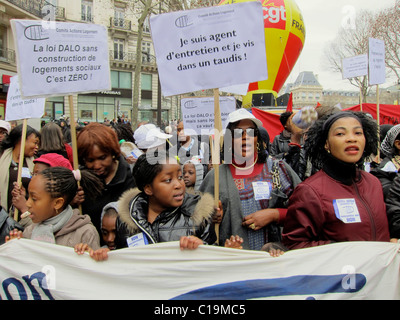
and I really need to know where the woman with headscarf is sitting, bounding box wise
[282,111,392,250]
[370,124,400,199]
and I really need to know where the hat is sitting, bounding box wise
[33,153,73,170]
[227,108,263,128]
[0,120,11,134]
[134,124,172,149]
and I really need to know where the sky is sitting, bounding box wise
[287,0,397,91]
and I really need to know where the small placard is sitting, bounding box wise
[252,181,272,201]
[126,232,149,248]
[333,199,361,224]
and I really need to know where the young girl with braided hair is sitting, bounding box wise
[6,167,102,249]
[75,152,244,261]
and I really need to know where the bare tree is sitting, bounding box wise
[372,1,400,81]
[324,10,375,101]
[131,0,154,129]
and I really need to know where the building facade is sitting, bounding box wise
[0,0,180,126]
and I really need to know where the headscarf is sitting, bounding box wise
[380,124,400,157]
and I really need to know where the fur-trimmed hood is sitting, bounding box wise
[117,188,215,235]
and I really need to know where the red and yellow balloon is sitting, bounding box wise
[218,0,306,108]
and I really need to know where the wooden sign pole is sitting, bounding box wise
[14,119,28,221]
[376,85,381,160]
[68,95,82,214]
[213,88,223,242]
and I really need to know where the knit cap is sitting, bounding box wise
[33,153,73,170]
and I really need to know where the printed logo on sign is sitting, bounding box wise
[175,15,193,28]
[184,100,198,109]
[24,25,50,40]
[262,0,286,30]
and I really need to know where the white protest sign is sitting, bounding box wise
[11,20,111,99]
[150,2,268,97]
[342,54,368,80]
[181,96,236,134]
[6,76,45,121]
[369,38,386,86]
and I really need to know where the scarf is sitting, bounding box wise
[31,205,74,244]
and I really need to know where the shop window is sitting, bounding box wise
[111,70,132,89]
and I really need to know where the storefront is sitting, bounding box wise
[78,89,132,123]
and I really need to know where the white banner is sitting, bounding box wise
[11,20,111,99]
[6,76,45,121]
[0,239,399,300]
[150,2,268,96]
[181,96,236,134]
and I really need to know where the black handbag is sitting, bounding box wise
[0,208,23,245]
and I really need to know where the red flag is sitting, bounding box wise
[286,92,293,112]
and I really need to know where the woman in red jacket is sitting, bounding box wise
[282,111,392,250]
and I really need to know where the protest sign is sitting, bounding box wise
[342,54,368,80]
[181,96,236,135]
[11,20,111,99]
[150,2,267,97]
[368,38,386,86]
[0,239,399,300]
[6,75,46,220]
[6,76,45,121]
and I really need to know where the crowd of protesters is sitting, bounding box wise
[1,104,399,261]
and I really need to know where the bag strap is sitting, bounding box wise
[271,160,282,190]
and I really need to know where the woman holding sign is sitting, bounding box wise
[282,111,391,250]
[0,124,40,218]
[200,109,301,250]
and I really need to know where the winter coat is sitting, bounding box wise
[282,155,390,250]
[115,188,216,248]
[384,174,400,238]
[22,208,100,250]
[370,157,399,200]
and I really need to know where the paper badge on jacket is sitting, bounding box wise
[127,233,149,248]
[252,181,272,201]
[333,199,361,224]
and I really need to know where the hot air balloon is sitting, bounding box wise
[218,0,306,108]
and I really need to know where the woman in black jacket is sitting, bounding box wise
[76,123,135,239]
[384,174,400,239]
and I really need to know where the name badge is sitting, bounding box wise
[252,181,272,201]
[333,199,361,224]
[21,167,32,179]
[126,232,149,248]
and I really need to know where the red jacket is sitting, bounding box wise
[282,166,390,250]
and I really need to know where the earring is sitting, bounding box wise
[256,142,261,152]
